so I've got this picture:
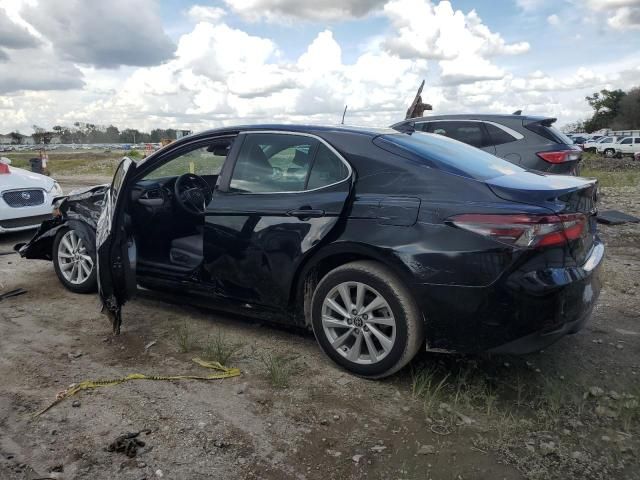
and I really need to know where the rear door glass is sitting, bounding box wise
[426,121,487,148]
[484,123,518,146]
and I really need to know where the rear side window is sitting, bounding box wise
[635,138,640,144]
[307,144,349,190]
[424,121,487,148]
[376,132,524,180]
[484,123,518,146]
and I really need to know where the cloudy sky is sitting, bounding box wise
[0,0,638,135]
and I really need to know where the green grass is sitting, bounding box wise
[580,167,640,188]
[201,330,242,366]
[261,353,295,389]
[4,151,122,176]
[174,322,196,353]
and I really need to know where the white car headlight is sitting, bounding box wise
[51,181,63,196]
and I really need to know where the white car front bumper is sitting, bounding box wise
[0,189,56,234]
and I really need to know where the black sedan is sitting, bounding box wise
[17,125,604,378]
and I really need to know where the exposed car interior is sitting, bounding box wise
[129,138,232,275]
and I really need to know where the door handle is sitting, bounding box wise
[287,207,325,219]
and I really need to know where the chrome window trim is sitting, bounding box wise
[415,119,524,141]
[228,130,353,195]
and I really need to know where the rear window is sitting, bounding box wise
[526,121,573,145]
[376,132,524,180]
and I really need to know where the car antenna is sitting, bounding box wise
[341,105,348,125]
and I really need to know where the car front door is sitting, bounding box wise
[203,131,352,314]
[618,137,633,154]
[96,157,138,333]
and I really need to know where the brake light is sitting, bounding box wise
[0,163,9,174]
[537,150,581,164]
[449,213,587,248]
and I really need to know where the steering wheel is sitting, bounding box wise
[174,173,213,216]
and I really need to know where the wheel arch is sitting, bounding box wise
[290,242,417,327]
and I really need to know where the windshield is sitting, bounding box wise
[377,132,525,181]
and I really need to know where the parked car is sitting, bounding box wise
[596,136,623,157]
[614,137,640,157]
[16,126,603,378]
[392,114,582,175]
[0,157,62,234]
[569,135,589,148]
[583,136,609,153]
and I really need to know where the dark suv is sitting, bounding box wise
[392,114,582,175]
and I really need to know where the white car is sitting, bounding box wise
[615,137,640,157]
[0,158,62,233]
[595,136,623,157]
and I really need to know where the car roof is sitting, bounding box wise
[393,113,553,124]
[191,124,396,139]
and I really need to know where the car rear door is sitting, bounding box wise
[203,131,352,312]
[96,157,138,334]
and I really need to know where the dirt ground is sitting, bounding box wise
[1,169,639,480]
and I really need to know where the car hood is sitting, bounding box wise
[3,166,55,191]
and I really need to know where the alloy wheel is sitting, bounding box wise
[321,281,396,365]
[57,230,94,285]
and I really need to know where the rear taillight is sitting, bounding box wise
[449,213,588,248]
[537,150,581,164]
[0,163,9,174]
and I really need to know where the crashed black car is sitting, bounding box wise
[17,125,604,378]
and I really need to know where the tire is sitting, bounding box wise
[604,148,615,158]
[53,227,97,293]
[311,260,424,378]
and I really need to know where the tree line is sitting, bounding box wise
[565,86,640,133]
[10,123,181,144]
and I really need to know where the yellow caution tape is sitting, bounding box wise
[32,357,240,419]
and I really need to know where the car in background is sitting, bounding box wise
[584,136,609,153]
[17,125,603,378]
[0,157,62,233]
[569,135,589,148]
[391,114,582,175]
[614,137,640,157]
[596,136,623,157]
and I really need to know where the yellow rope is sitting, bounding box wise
[32,357,240,419]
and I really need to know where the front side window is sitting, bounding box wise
[620,138,632,144]
[144,143,228,180]
[426,121,487,148]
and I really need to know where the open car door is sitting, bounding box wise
[96,157,137,334]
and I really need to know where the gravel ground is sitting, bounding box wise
[0,175,638,480]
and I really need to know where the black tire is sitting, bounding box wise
[52,227,97,294]
[311,260,424,378]
[604,148,615,158]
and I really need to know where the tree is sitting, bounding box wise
[583,89,626,132]
[105,125,120,142]
[9,131,22,145]
[32,125,54,145]
[612,87,640,130]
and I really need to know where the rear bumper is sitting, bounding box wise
[416,240,604,354]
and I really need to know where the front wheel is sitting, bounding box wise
[604,148,615,158]
[311,261,424,378]
[53,228,97,293]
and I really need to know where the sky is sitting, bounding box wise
[0,0,638,135]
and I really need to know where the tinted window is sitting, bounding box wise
[484,123,518,146]
[376,132,524,180]
[307,144,349,190]
[635,138,640,144]
[620,138,632,144]
[600,137,613,143]
[230,133,316,193]
[426,121,486,148]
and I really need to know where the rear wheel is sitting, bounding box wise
[53,228,97,293]
[311,261,424,378]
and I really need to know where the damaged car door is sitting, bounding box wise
[96,157,137,333]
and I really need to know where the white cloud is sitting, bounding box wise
[223,0,386,21]
[584,0,640,30]
[187,5,226,22]
[516,0,548,11]
[607,6,640,28]
[547,13,560,25]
